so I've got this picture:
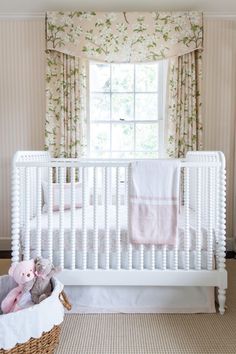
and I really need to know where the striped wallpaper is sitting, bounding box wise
[203,18,236,248]
[0,19,45,248]
[0,17,235,249]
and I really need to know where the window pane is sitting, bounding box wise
[112,64,134,92]
[90,123,110,152]
[90,63,110,92]
[136,123,158,151]
[135,94,157,120]
[112,124,134,151]
[90,151,111,158]
[111,152,135,159]
[134,151,159,158]
[135,64,158,92]
[90,94,110,121]
[112,94,134,121]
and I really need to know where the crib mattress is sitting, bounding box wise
[26,205,215,254]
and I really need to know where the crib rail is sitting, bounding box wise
[14,160,221,168]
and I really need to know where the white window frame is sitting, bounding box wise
[87,60,167,159]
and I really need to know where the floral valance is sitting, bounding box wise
[46,11,203,62]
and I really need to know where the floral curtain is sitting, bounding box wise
[45,11,203,159]
[45,51,87,158]
[166,50,203,158]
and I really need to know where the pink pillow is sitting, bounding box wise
[42,182,82,212]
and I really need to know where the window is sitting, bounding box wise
[89,61,167,159]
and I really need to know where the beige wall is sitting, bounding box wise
[203,18,236,249]
[0,16,235,249]
[0,19,45,248]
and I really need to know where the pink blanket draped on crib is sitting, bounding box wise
[129,160,181,245]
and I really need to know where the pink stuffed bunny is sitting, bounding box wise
[1,259,36,314]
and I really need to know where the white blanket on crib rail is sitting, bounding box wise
[129,160,180,245]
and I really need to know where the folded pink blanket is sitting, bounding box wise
[129,160,180,245]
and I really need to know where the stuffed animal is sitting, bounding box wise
[30,257,60,304]
[1,259,35,314]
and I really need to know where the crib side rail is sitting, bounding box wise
[11,151,50,263]
[186,151,226,272]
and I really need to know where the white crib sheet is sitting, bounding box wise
[27,205,215,253]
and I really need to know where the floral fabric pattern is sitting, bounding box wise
[166,50,203,158]
[46,11,203,62]
[45,51,87,158]
[45,12,203,161]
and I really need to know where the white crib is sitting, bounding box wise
[11,151,227,314]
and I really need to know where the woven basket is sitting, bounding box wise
[0,291,71,354]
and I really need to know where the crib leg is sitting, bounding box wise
[218,288,226,315]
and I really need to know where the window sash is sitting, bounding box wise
[88,61,166,158]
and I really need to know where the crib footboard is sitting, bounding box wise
[11,151,227,314]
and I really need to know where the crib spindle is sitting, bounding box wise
[82,167,87,270]
[173,168,180,270]
[55,167,59,183]
[105,167,110,270]
[196,167,202,270]
[93,167,98,270]
[184,167,190,270]
[70,167,76,270]
[47,167,53,262]
[59,167,65,269]
[20,167,24,230]
[218,154,227,314]
[139,245,144,270]
[11,166,20,263]
[215,163,220,268]
[162,245,167,270]
[24,168,30,261]
[116,167,121,270]
[173,205,179,270]
[127,166,132,270]
[173,243,178,270]
[207,166,214,270]
[151,245,155,270]
[203,157,208,228]
[36,167,42,257]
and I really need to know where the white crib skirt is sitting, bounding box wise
[64,285,215,314]
[62,252,215,314]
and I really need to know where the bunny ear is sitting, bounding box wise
[34,257,41,263]
[8,262,18,277]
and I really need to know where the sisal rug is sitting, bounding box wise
[56,260,236,354]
